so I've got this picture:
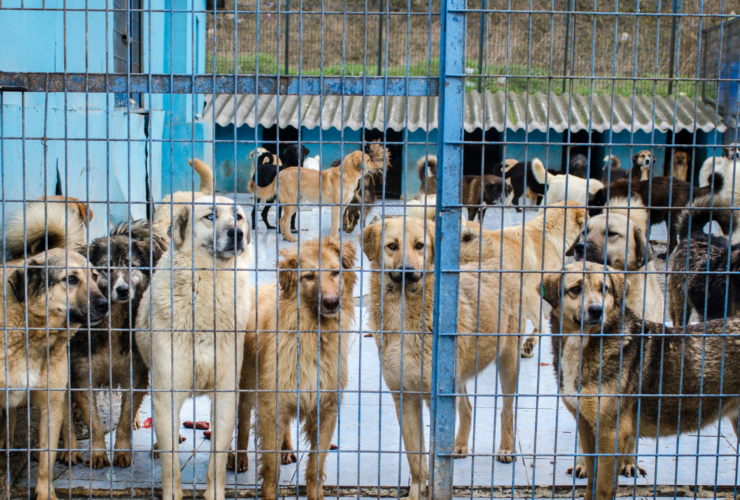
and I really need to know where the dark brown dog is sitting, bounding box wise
[461,174,512,222]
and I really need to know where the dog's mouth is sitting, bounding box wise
[389,270,422,285]
[69,308,108,327]
[574,315,603,327]
[321,308,340,318]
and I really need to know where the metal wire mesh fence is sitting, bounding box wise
[0,0,740,499]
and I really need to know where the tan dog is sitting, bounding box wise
[631,150,653,181]
[136,195,252,500]
[363,217,523,500]
[39,195,94,227]
[273,150,385,242]
[228,236,356,500]
[152,158,214,237]
[1,202,108,500]
[543,261,740,500]
[671,150,690,182]
[462,201,586,358]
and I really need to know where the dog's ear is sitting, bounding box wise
[609,272,629,308]
[8,267,27,303]
[277,247,299,296]
[71,202,93,227]
[88,238,108,267]
[361,222,383,261]
[341,241,357,270]
[632,152,641,167]
[541,273,563,310]
[564,234,582,257]
[632,225,650,268]
[171,207,190,247]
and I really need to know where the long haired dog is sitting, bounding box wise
[698,144,740,201]
[363,217,523,500]
[460,202,586,358]
[152,158,214,237]
[274,149,386,242]
[1,202,108,500]
[543,261,740,500]
[60,220,168,469]
[668,196,740,326]
[228,236,356,499]
[136,196,252,500]
[416,155,437,196]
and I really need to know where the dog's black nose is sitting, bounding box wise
[115,284,129,297]
[227,228,244,242]
[644,158,651,165]
[587,304,602,320]
[322,296,340,312]
[93,297,109,315]
[573,242,585,261]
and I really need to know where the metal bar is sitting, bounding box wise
[667,0,679,95]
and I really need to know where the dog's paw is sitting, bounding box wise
[567,464,588,479]
[227,451,249,472]
[453,442,469,456]
[406,483,427,500]
[112,451,132,468]
[620,462,647,478]
[521,337,538,358]
[495,448,515,463]
[57,450,84,466]
[84,451,111,469]
[281,451,297,465]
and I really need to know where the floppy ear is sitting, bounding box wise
[425,223,436,262]
[609,272,629,308]
[341,241,357,270]
[73,202,92,226]
[8,267,27,303]
[632,152,641,167]
[361,222,383,261]
[632,225,649,268]
[541,273,563,310]
[171,207,190,247]
[277,247,299,297]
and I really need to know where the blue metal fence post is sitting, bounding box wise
[429,0,464,496]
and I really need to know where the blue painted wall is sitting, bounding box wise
[0,0,207,238]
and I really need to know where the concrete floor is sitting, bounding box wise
[17,197,740,497]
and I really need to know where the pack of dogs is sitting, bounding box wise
[4,142,740,500]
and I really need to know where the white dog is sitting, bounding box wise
[302,154,321,170]
[699,145,740,202]
[532,157,603,207]
[136,195,253,500]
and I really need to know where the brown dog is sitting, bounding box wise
[363,217,523,500]
[274,150,385,242]
[631,150,653,181]
[670,149,691,182]
[228,236,356,500]
[543,261,740,500]
[461,174,512,222]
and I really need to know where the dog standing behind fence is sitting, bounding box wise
[136,195,252,500]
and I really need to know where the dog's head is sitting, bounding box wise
[170,195,251,262]
[542,261,628,334]
[572,213,650,271]
[723,145,740,161]
[9,248,108,328]
[344,151,379,175]
[278,236,356,319]
[483,176,512,205]
[631,150,652,180]
[361,217,434,292]
[281,143,310,167]
[672,150,690,172]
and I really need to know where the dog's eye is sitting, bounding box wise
[301,273,316,281]
[603,286,610,293]
[415,242,424,250]
[607,231,619,238]
[387,243,398,251]
[236,213,243,221]
[331,271,340,277]
[204,213,214,221]
[569,286,581,295]
[66,275,79,286]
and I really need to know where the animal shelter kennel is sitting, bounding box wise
[1,1,740,499]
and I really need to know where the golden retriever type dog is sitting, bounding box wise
[543,261,740,500]
[462,201,586,358]
[271,148,386,242]
[136,195,252,500]
[670,149,691,182]
[1,202,108,500]
[152,158,214,237]
[362,217,523,500]
[532,158,604,207]
[228,236,356,500]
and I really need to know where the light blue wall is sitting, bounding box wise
[602,130,668,179]
[502,130,564,171]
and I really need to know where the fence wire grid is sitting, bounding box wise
[0,0,740,499]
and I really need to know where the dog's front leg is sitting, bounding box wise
[73,390,111,469]
[279,206,297,242]
[593,419,620,500]
[495,346,518,463]
[113,389,147,468]
[390,392,427,500]
[58,394,83,466]
[205,389,237,500]
[31,388,65,500]
[152,391,188,500]
[454,383,472,455]
[330,205,341,235]
[257,401,289,500]
[0,407,17,450]
[304,405,338,500]
[578,418,597,500]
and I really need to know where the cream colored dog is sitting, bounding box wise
[136,195,252,500]
[532,158,603,207]
[152,159,214,237]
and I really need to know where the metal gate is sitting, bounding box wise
[1,0,739,499]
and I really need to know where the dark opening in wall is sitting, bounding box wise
[365,129,404,198]
[562,130,603,178]
[261,125,300,157]
[665,130,697,184]
[462,129,502,176]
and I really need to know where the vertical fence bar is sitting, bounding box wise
[429,0,463,497]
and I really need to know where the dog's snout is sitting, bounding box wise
[93,297,109,315]
[322,296,340,312]
[115,283,129,298]
[643,157,651,166]
[587,304,602,320]
[227,227,244,242]
[573,242,585,261]
[389,265,422,284]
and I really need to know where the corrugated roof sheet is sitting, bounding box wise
[203,91,726,134]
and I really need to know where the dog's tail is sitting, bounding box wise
[531,158,548,184]
[603,155,621,169]
[3,201,87,260]
[677,194,739,241]
[417,155,437,182]
[189,159,214,195]
[365,142,390,173]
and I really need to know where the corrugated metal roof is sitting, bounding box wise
[203,91,726,134]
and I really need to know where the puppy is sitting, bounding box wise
[631,150,653,181]
[588,175,724,258]
[460,202,586,358]
[461,174,513,222]
[698,144,740,201]
[532,158,604,207]
[670,149,691,182]
[60,220,168,469]
[229,237,356,500]
[0,201,107,500]
[363,217,523,500]
[601,155,629,184]
[416,155,437,196]
[668,196,740,326]
[152,158,214,237]
[274,148,386,242]
[491,158,547,210]
[543,261,740,500]
[136,195,252,500]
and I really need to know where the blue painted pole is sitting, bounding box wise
[429,0,463,496]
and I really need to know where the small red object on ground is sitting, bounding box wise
[203,431,212,440]
[142,417,152,429]
[183,421,211,430]
[330,444,338,450]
